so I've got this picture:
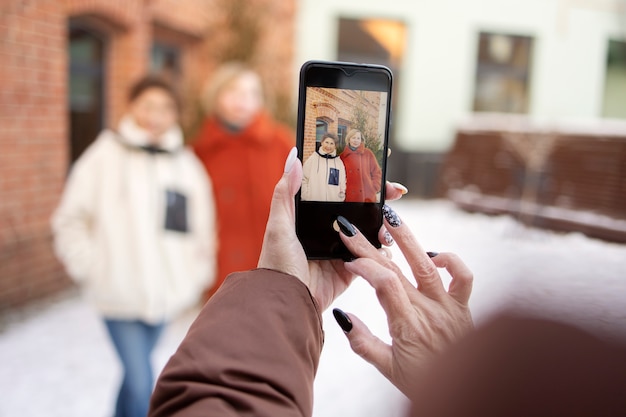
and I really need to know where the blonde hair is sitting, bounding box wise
[345,129,363,144]
[202,62,265,116]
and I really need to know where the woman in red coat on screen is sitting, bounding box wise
[192,62,294,298]
[340,128,383,202]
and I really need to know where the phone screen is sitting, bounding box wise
[295,61,393,259]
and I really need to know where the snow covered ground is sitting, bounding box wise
[1,199,625,417]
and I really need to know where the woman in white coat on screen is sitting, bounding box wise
[301,133,346,202]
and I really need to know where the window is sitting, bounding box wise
[473,32,533,113]
[68,23,106,164]
[151,42,181,82]
[337,124,347,149]
[315,119,328,151]
[602,40,626,119]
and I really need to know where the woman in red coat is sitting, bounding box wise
[192,63,294,297]
[340,129,383,202]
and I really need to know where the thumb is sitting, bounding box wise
[333,308,393,379]
[285,147,303,196]
[267,147,301,222]
[258,147,305,273]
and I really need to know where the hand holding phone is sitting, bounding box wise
[295,61,393,259]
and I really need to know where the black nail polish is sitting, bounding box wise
[336,216,357,237]
[427,251,439,258]
[382,204,402,228]
[332,308,353,333]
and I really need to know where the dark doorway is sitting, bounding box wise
[68,23,106,164]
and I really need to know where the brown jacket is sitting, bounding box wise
[149,269,626,417]
[149,269,323,417]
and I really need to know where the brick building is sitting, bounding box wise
[303,87,385,161]
[0,0,295,310]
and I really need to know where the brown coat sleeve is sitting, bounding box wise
[149,269,324,417]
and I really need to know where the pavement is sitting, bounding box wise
[1,199,625,417]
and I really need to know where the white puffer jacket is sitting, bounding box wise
[52,116,216,323]
[301,150,346,202]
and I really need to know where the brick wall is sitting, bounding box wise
[0,0,295,311]
[1,0,70,310]
[303,87,382,161]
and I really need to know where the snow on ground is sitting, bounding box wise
[1,199,625,417]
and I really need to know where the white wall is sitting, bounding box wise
[294,0,626,152]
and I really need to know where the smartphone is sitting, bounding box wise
[295,60,393,259]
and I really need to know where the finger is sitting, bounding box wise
[378,247,393,259]
[431,252,473,305]
[336,310,394,380]
[378,226,394,247]
[382,205,446,299]
[336,217,382,260]
[344,259,414,337]
[338,217,415,295]
[385,181,408,201]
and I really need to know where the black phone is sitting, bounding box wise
[295,60,393,259]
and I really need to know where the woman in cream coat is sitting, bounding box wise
[301,133,346,202]
[52,77,216,417]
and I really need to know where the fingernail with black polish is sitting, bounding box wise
[427,251,439,258]
[382,204,402,228]
[333,308,353,333]
[336,216,357,237]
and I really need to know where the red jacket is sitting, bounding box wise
[340,143,383,202]
[192,112,294,296]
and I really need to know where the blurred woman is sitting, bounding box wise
[52,76,216,417]
[192,62,294,297]
[340,129,382,202]
[301,133,346,201]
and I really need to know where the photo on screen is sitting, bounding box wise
[301,86,388,203]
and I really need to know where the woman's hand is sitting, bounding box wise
[257,148,406,311]
[333,205,474,397]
